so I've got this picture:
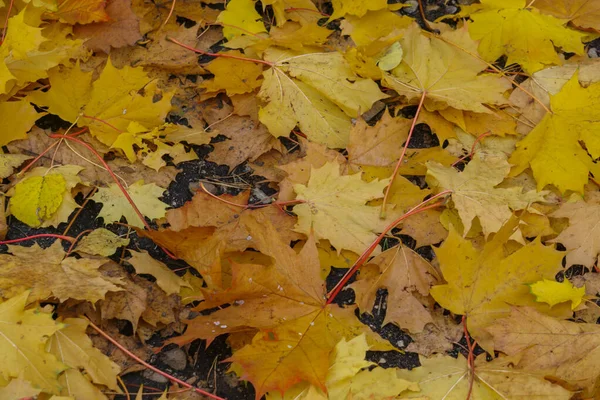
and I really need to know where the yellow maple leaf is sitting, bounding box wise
[329,0,387,20]
[47,318,120,396]
[427,152,546,237]
[487,307,600,396]
[29,59,173,146]
[292,162,390,254]
[91,180,168,228]
[341,10,412,47]
[530,279,586,309]
[509,73,600,193]
[259,49,387,148]
[460,0,585,73]
[396,353,572,399]
[0,378,41,399]
[430,217,567,348]
[0,291,66,394]
[217,0,267,40]
[200,51,264,97]
[383,24,511,113]
[0,242,123,303]
[0,100,39,147]
[0,8,84,94]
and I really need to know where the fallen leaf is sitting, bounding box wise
[47,318,120,391]
[0,291,66,394]
[0,242,123,303]
[459,0,585,73]
[534,0,600,31]
[509,73,600,193]
[52,0,109,24]
[127,250,190,296]
[430,217,567,349]
[427,152,546,237]
[92,180,168,228]
[487,306,600,396]
[530,279,585,309]
[217,0,267,40]
[383,24,511,113]
[74,0,142,52]
[292,161,390,254]
[396,353,572,399]
[0,153,32,179]
[350,245,439,332]
[550,190,600,267]
[200,51,264,98]
[74,228,130,257]
[0,100,39,146]
[329,0,387,20]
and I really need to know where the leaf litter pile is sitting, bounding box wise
[2,0,600,399]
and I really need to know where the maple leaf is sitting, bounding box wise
[0,8,83,94]
[165,214,391,398]
[429,217,568,348]
[127,250,190,296]
[340,9,412,47]
[217,0,267,40]
[47,318,121,394]
[350,245,439,333]
[200,51,264,98]
[550,190,600,267]
[91,180,168,228]
[52,0,109,24]
[73,0,141,52]
[9,165,83,228]
[486,307,600,396]
[0,291,66,394]
[0,153,32,179]
[0,242,123,303]
[74,228,130,257]
[396,353,572,399]
[383,24,511,113]
[427,152,546,237]
[29,60,173,147]
[0,379,41,399]
[292,161,390,254]
[267,334,418,400]
[529,279,585,309]
[258,49,387,148]
[329,0,387,20]
[0,100,39,146]
[534,0,600,30]
[509,73,600,193]
[459,0,585,73]
[144,191,302,288]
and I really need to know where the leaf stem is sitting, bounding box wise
[0,0,15,44]
[326,190,451,304]
[380,90,427,219]
[167,37,274,67]
[0,233,75,245]
[451,130,491,167]
[86,319,225,400]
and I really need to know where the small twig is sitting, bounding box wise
[86,319,225,400]
[159,0,176,30]
[417,0,434,32]
[380,90,427,218]
[451,131,491,167]
[0,0,15,44]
